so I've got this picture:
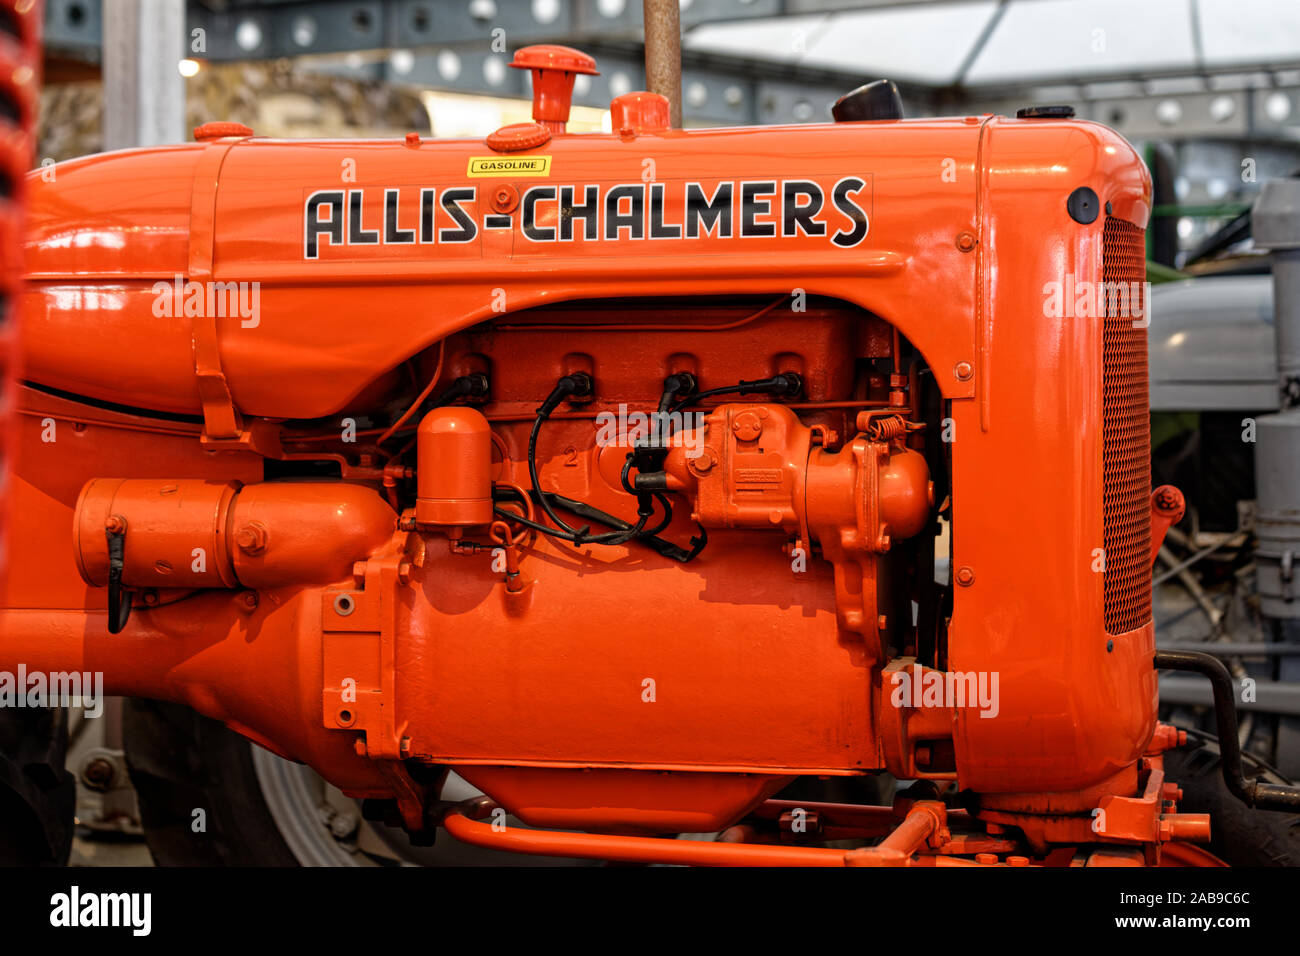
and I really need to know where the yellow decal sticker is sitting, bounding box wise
[467,156,552,177]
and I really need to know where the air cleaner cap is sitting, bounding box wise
[510,44,599,133]
[510,45,599,77]
[193,121,254,141]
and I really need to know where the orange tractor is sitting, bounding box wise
[2,36,1297,867]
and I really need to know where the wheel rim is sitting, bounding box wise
[250,746,367,867]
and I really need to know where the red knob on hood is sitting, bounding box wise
[510,45,599,135]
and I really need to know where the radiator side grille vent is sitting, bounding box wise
[1101,216,1152,635]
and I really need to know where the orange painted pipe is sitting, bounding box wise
[442,798,849,867]
[844,802,944,866]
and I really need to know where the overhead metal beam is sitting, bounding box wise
[43,0,1300,135]
[952,0,1008,89]
[54,0,922,61]
[44,0,1300,94]
[776,0,1047,8]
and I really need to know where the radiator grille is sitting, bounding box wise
[1101,217,1152,634]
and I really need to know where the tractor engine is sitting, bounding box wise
[0,47,1226,864]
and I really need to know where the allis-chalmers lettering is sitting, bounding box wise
[303,177,870,258]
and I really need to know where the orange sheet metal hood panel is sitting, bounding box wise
[14,118,1133,421]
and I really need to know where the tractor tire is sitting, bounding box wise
[121,697,300,866]
[122,697,591,866]
[0,707,76,866]
[1163,736,1300,867]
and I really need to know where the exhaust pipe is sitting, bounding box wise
[643,0,682,127]
[1154,649,1300,811]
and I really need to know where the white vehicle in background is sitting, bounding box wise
[1148,201,1300,826]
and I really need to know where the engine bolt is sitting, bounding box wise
[955,231,977,252]
[82,757,115,791]
[956,566,975,586]
[239,591,259,612]
[1006,855,1029,867]
[104,514,126,535]
[954,361,974,382]
[975,853,997,865]
[235,522,268,555]
[330,813,359,839]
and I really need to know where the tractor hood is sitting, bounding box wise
[18,117,1148,421]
